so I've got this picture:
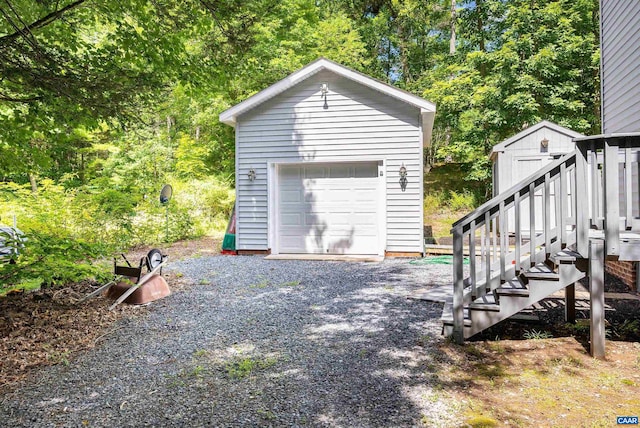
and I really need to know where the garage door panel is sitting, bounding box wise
[351,213,377,225]
[305,166,327,178]
[280,190,302,203]
[354,164,378,178]
[281,213,302,226]
[278,162,380,254]
[328,165,350,178]
[280,166,302,179]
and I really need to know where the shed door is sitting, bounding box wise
[512,156,555,235]
[277,162,380,254]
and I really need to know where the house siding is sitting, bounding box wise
[600,0,640,133]
[235,70,423,252]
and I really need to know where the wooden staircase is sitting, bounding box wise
[442,250,586,339]
[443,134,640,357]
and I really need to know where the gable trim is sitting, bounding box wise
[219,58,436,127]
[490,121,585,157]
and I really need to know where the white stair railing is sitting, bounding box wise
[450,152,580,343]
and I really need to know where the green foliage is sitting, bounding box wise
[0,0,602,289]
[424,189,481,213]
[0,232,111,288]
[417,0,600,179]
[523,329,553,340]
[0,175,233,290]
[225,356,277,379]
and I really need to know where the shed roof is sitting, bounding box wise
[219,58,436,146]
[490,121,585,160]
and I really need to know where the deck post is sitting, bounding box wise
[589,239,605,359]
[603,139,620,256]
[564,283,576,323]
[575,145,589,257]
[452,227,464,344]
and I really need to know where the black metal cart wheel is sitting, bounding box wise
[146,249,164,271]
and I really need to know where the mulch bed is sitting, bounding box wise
[0,237,220,392]
[0,282,139,389]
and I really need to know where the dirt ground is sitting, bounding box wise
[442,273,640,427]
[437,337,640,427]
[1,238,639,427]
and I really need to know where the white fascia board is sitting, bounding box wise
[219,58,436,127]
[219,61,326,126]
[421,110,435,147]
[491,120,586,154]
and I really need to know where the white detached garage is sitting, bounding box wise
[219,58,436,256]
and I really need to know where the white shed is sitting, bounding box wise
[490,121,585,233]
[491,120,584,196]
[219,58,436,256]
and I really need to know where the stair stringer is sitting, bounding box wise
[463,263,586,338]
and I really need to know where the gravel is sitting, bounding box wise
[0,256,459,427]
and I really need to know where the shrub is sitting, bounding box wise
[0,232,111,289]
[0,175,235,290]
[448,190,477,211]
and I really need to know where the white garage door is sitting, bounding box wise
[278,162,381,255]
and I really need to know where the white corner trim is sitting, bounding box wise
[267,162,278,254]
[378,159,387,256]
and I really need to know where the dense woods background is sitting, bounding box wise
[0,0,600,288]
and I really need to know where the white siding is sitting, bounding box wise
[235,70,422,252]
[600,0,640,133]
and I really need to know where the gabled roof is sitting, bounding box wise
[490,120,585,158]
[219,58,436,128]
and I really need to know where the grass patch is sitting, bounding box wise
[523,329,553,340]
[166,364,208,388]
[423,162,488,242]
[249,275,270,288]
[464,414,499,427]
[278,280,300,287]
[225,356,277,379]
[193,349,208,358]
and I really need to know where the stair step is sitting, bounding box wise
[440,301,472,326]
[496,278,529,297]
[469,294,500,311]
[523,263,558,280]
[549,249,583,264]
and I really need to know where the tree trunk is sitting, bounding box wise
[477,0,485,52]
[79,152,85,183]
[450,0,457,55]
[477,0,486,76]
[28,173,38,193]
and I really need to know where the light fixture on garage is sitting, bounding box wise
[321,83,329,110]
[541,137,549,149]
[247,168,256,182]
[399,164,408,192]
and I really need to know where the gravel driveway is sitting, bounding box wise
[1,256,458,427]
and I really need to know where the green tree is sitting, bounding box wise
[417,0,600,182]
